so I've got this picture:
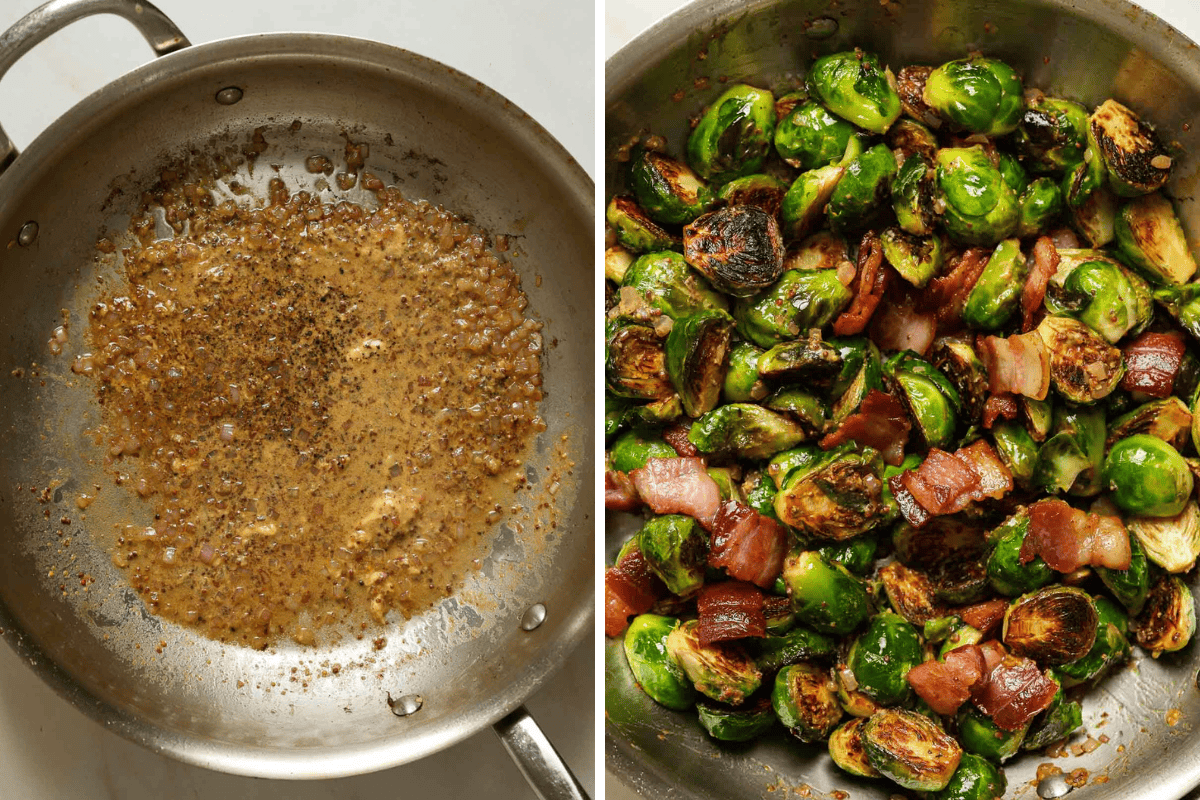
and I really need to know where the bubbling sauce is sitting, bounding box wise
[77,170,544,648]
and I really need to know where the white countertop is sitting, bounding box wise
[0,1,594,798]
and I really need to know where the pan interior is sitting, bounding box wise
[0,34,592,778]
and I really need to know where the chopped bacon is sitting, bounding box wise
[978,331,1050,400]
[907,644,987,716]
[982,392,1019,429]
[631,457,722,529]
[708,501,789,588]
[605,469,641,511]
[955,440,1014,499]
[661,423,700,457]
[924,247,990,325]
[604,545,664,637]
[972,654,1058,731]
[870,284,937,356]
[819,389,911,465]
[1121,331,1186,398]
[890,481,931,527]
[1022,498,1132,572]
[696,581,767,645]
[1021,236,1059,332]
[957,599,1009,637]
[890,440,1013,525]
[833,232,889,336]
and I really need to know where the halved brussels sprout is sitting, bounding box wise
[763,387,829,435]
[774,90,807,121]
[780,165,845,241]
[881,227,943,287]
[605,394,630,440]
[1024,394,1054,442]
[880,561,947,626]
[742,470,779,519]
[609,429,677,472]
[831,345,886,425]
[1063,154,1117,248]
[774,100,859,170]
[934,752,1007,800]
[607,195,680,253]
[733,268,853,347]
[697,696,776,742]
[781,550,871,635]
[1031,430,1091,496]
[1003,586,1099,664]
[888,119,939,161]
[1106,397,1192,452]
[1058,595,1131,686]
[1127,499,1200,573]
[623,614,698,710]
[1015,95,1090,174]
[630,148,717,225]
[862,708,962,792]
[987,510,1055,597]
[1154,282,1200,343]
[605,317,672,400]
[826,143,898,233]
[783,230,853,272]
[751,625,838,674]
[624,394,684,427]
[707,466,744,503]
[1113,192,1198,286]
[687,84,776,184]
[1018,177,1065,237]
[992,421,1039,486]
[638,515,709,597]
[957,705,1027,762]
[666,619,762,705]
[722,341,769,403]
[892,514,985,568]
[998,151,1029,195]
[807,50,902,134]
[930,337,989,423]
[622,250,728,319]
[773,663,843,743]
[665,310,734,417]
[817,536,879,576]
[829,717,882,778]
[683,205,786,297]
[1036,315,1124,404]
[1096,527,1150,616]
[1104,434,1193,517]
[689,403,810,460]
[837,669,884,718]
[1044,254,1153,344]
[848,612,923,706]
[1133,574,1196,656]
[768,446,823,489]
[891,153,937,236]
[605,245,635,284]
[923,615,959,644]
[935,146,1020,246]
[774,444,887,541]
[757,334,845,383]
[1032,405,1106,496]
[885,351,962,450]
[924,56,1023,135]
[962,238,1028,330]
[880,453,924,528]
[1090,99,1172,197]
[717,174,789,217]
[939,623,983,658]
[1022,669,1084,751]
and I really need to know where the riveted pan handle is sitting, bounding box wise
[494,705,590,800]
[0,0,190,175]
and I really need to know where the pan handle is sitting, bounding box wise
[493,705,591,800]
[0,0,190,175]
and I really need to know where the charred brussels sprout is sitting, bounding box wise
[1127,500,1200,573]
[623,614,697,710]
[992,421,1039,486]
[862,708,963,792]
[743,470,779,519]
[607,195,680,253]
[764,387,829,435]
[1032,405,1106,496]
[689,403,809,460]
[891,153,937,236]
[826,143,898,234]
[881,227,943,288]
[683,206,786,297]
[1035,315,1124,404]
[829,717,882,778]
[1022,669,1083,751]
[807,50,902,134]
[1015,95,1090,174]
[930,337,989,422]
[1058,595,1131,686]
[1090,99,1172,197]
[887,118,939,161]
[1044,254,1153,344]
[1003,585,1099,664]
[1113,192,1198,286]
[933,752,1007,800]
[935,146,1020,246]
[774,101,858,170]
[733,269,852,347]
[848,612,923,706]
[1155,282,1200,342]
[781,550,871,635]
[1062,149,1118,248]
[622,251,728,319]
[697,696,776,742]
[666,619,763,705]
[1017,177,1065,237]
[1132,574,1196,655]
[885,351,962,450]
[687,84,776,184]
[752,625,838,674]
[609,429,677,472]
[1106,398,1191,453]
[629,149,716,225]
[605,317,672,400]
[638,515,709,597]
[924,57,1023,135]
[773,663,843,742]
[666,310,734,417]
[1103,434,1193,517]
[717,174,789,217]
[962,238,1027,330]
[987,511,1055,597]
[957,706,1027,762]
[756,334,856,388]
[624,394,684,426]
[774,444,887,541]
[780,165,845,241]
[830,341,885,424]
[1096,528,1150,616]
[880,561,946,626]
[722,341,768,403]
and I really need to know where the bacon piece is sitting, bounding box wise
[1121,331,1186,399]
[708,500,789,588]
[833,232,889,336]
[924,247,990,325]
[696,581,767,645]
[972,654,1058,731]
[955,440,1014,500]
[958,599,1009,637]
[631,457,722,529]
[605,469,641,511]
[978,331,1050,400]
[819,389,912,465]
[870,284,937,356]
[890,440,1013,525]
[1022,498,1132,572]
[661,423,700,457]
[1021,236,1059,332]
[890,481,931,527]
[604,545,664,637]
[907,644,987,716]
[982,392,1019,429]
[978,639,1007,675]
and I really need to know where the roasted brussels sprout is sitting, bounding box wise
[756,333,846,384]
[1032,405,1106,496]
[1063,161,1117,248]
[763,387,829,435]
[939,623,984,658]
[933,752,1007,800]
[807,50,902,134]
[992,420,1039,486]
[687,84,776,184]
[1154,282,1200,342]
[862,708,963,792]
[1107,397,1191,452]
[605,317,672,400]
[935,146,1020,246]
[607,195,680,253]
[752,625,838,674]
[774,100,859,170]
[848,612,923,706]
[780,165,845,241]
[733,268,852,347]
[957,705,1027,762]
[706,466,743,502]
[930,337,989,422]
[880,561,947,626]
[630,148,717,225]
[987,510,1055,597]
[829,717,882,778]
[1015,95,1090,174]
[666,310,735,417]
[772,662,843,742]
[697,696,776,742]
[1036,315,1124,404]
[717,174,789,217]
[1024,394,1054,442]
[689,403,810,460]
[1022,669,1083,751]
[891,153,937,236]
[722,341,769,403]
[1017,177,1065,237]
[667,619,763,705]
[622,250,729,319]
[998,151,1029,195]
[623,614,697,710]
[683,206,786,297]
[605,245,635,284]
[774,444,887,541]
[609,429,677,472]
[818,535,879,576]
[1044,253,1153,344]
[624,394,684,426]
[885,351,962,450]
[638,515,709,597]
[924,56,1023,135]
[1113,192,1198,286]
[1132,574,1196,656]
[1090,99,1172,197]
[1103,434,1193,517]
[1058,595,1131,686]
[1127,499,1200,573]
[743,470,779,519]
[605,394,630,440]
[961,238,1027,330]
[826,143,898,233]
[881,227,943,288]
[887,118,939,161]
[783,231,853,271]
[1003,585,1099,664]
[781,550,871,635]
[1096,528,1150,616]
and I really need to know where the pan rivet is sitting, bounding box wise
[1036,774,1071,798]
[215,87,244,105]
[16,221,38,246]
[519,603,546,631]
[387,693,423,717]
[804,17,838,40]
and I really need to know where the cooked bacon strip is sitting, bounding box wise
[955,440,1014,500]
[978,331,1050,400]
[907,644,987,716]
[631,457,722,529]
[1022,498,1132,572]
[661,423,700,457]
[605,469,641,511]
[604,545,664,637]
[696,581,767,645]
[982,392,1019,429]
[1021,236,1058,332]
[924,247,990,325]
[833,232,889,336]
[708,500,789,588]
[870,284,937,356]
[819,389,911,465]
[1122,331,1186,399]
[972,654,1058,731]
[957,599,1009,637]
[890,440,1013,525]
[890,481,931,528]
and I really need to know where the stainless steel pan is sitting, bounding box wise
[606,1,1200,797]
[0,0,592,794]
